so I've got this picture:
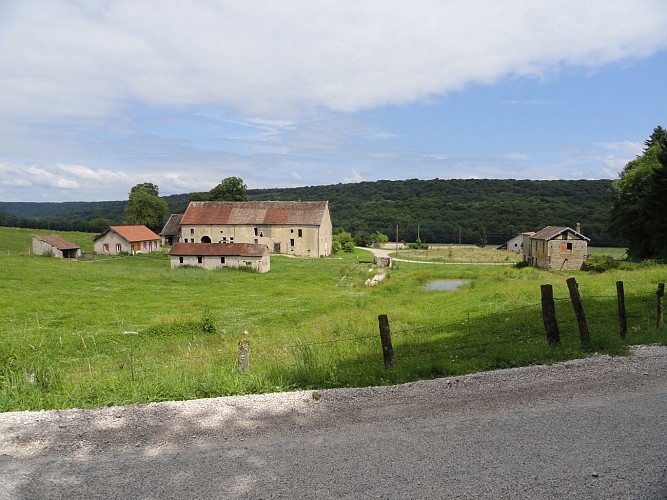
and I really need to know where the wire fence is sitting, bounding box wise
[3,281,664,388]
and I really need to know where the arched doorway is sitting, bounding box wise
[201,236,212,243]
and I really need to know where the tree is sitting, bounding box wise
[333,228,355,253]
[124,183,169,231]
[610,126,666,260]
[88,218,111,233]
[208,177,248,201]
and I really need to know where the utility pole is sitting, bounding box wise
[396,223,399,253]
[417,224,420,242]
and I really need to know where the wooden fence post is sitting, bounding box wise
[378,314,394,369]
[566,277,590,344]
[540,284,560,345]
[237,339,250,373]
[657,283,665,329]
[616,281,627,339]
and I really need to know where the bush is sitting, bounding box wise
[582,256,620,273]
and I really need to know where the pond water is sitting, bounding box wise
[424,279,468,291]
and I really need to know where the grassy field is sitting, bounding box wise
[588,247,628,260]
[392,245,522,263]
[1,227,665,411]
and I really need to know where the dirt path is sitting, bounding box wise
[360,246,515,265]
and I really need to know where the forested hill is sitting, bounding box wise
[0,178,619,245]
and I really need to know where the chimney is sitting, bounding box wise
[576,222,581,233]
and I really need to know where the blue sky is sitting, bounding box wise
[1,1,666,202]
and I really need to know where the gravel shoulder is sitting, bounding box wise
[1,345,665,499]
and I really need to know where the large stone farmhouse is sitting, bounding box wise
[169,242,270,272]
[93,225,161,255]
[178,201,333,257]
[32,234,81,259]
[524,225,590,271]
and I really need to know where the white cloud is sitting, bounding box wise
[1,1,666,121]
[343,170,364,183]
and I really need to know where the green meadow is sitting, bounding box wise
[1,226,664,412]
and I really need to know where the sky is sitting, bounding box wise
[1,1,666,202]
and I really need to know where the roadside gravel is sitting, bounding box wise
[1,344,665,499]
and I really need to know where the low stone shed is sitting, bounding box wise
[32,234,81,258]
[169,242,270,272]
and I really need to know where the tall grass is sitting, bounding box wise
[0,226,664,411]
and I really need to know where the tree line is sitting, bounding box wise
[1,176,622,245]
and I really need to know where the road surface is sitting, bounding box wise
[1,345,665,499]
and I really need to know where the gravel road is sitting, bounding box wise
[1,345,666,499]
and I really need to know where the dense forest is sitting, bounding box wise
[0,178,621,246]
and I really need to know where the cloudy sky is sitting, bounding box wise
[1,1,666,202]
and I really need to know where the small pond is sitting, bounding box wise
[424,279,469,291]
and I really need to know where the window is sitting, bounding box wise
[222,237,227,242]
[254,239,259,244]
[274,243,281,253]
[290,238,295,248]
[116,244,122,253]
[298,229,303,237]
[103,243,109,252]
[190,228,194,235]
[221,257,226,264]
[254,227,258,236]
[179,257,183,264]
[290,228,294,233]
[197,256,203,264]
[567,242,573,251]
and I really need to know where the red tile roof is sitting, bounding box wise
[169,242,269,257]
[181,201,328,226]
[94,225,160,242]
[34,234,80,250]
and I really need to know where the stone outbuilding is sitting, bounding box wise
[179,200,332,257]
[500,232,535,253]
[168,242,270,272]
[93,225,161,255]
[524,225,590,271]
[32,234,81,258]
[159,214,183,246]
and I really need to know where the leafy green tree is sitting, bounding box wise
[88,218,111,233]
[477,225,487,248]
[611,126,666,260]
[124,183,169,231]
[333,228,355,253]
[353,230,373,247]
[208,177,248,201]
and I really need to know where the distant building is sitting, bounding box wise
[93,225,161,255]
[168,242,270,272]
[179,200,332,257]
[32,234,81,259]
[501,232,535,253]
[524,225,589,270]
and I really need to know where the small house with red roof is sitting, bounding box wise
[525,225,590,270]
[32,234,81,259]
[179,201,332,257]
[93,225,161,255]
[168,242,270,272]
